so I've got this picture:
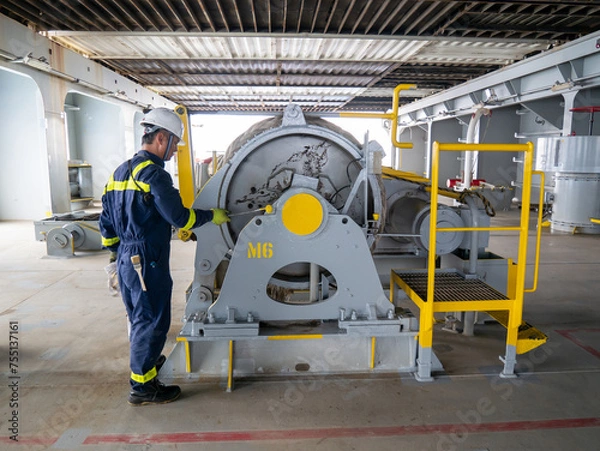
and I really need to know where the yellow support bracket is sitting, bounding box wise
[267,334,323,340]
[382,167,429,183]
[339,83,416,150]
[370,337,377,369]
[175,337,191,373]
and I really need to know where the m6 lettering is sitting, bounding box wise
[247,242,273,259]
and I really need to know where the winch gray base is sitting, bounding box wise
[159,322,441,383]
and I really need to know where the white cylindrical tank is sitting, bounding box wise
[536,136,600,234]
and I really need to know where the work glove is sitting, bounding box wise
[104,261,119,297]
[211,208,230,225]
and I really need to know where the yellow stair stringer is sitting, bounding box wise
[485,310,548,354]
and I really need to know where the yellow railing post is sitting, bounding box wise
[525,171,545,293]
[370,337,377,369]
[506,142,534,356]
[413,141,440,381]
[174,105,195,208]
[227,340,234,392]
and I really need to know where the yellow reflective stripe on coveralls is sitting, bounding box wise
[130,366,157,384]
[181,209,197,230]
[105,178,151,193]
[101,236,120,247]
[103,160,154,194]
[132,160,154,179]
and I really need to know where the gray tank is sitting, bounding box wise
[536,136,600,234]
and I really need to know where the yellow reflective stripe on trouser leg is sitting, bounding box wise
[130,366,157,384]
[181,209,196,230]
[101,236,120,247]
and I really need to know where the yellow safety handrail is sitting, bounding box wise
[423,141,535,350]
[525,171,545,293]
[339,83,415,150]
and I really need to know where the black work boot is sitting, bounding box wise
[128,379,181,406]
[156,354,166,373]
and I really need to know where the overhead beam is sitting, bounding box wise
[76,0,120,32]
[54,0,104,31]
[94,1,134,32]
[397,30,600,123]
[148,0,176,31]
[163,0,190,32]
[350,0,374,34]
[1,2,64,31]
[110,0,147,31]
[213,0,228,32]
[197,0,216,32]
[180,0,202,31]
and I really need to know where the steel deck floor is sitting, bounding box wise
[0,210,599,450]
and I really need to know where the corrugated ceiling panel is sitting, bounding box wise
[52,34,545,64]
[171,73,376,86]
[158,59,393,75]
[164,59,279,72]
[178,74,278,85]
[361,87,437,98]
[413,40,546,65]
[149,85,363,96]
[281,61,393,75]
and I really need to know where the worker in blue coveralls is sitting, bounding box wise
[99,108,230,406]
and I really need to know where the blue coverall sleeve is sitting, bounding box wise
[99,187,120,251]
[144,166,213,230]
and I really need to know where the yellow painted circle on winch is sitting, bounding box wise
[281,193,324,236]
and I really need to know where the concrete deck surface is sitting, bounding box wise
[0,211,599,450]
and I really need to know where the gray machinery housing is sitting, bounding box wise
[34,212,102,258]
[161,105,493,383]
[536,136,600,234]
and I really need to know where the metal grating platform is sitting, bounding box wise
[394,271,509,303]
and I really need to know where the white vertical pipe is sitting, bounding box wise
[390,144,397,170]
[309,263,319,302]
[464,107,489,187]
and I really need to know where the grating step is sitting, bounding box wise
[485,310,547,354]
[395,271,508,303]
[393,269,547,354]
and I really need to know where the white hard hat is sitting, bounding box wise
[140,108,184,141]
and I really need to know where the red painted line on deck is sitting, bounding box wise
[556,329,600,360]
[2,417,597,446]
[78,417,600,445]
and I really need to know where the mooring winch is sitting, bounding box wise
[160,104,545,388]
